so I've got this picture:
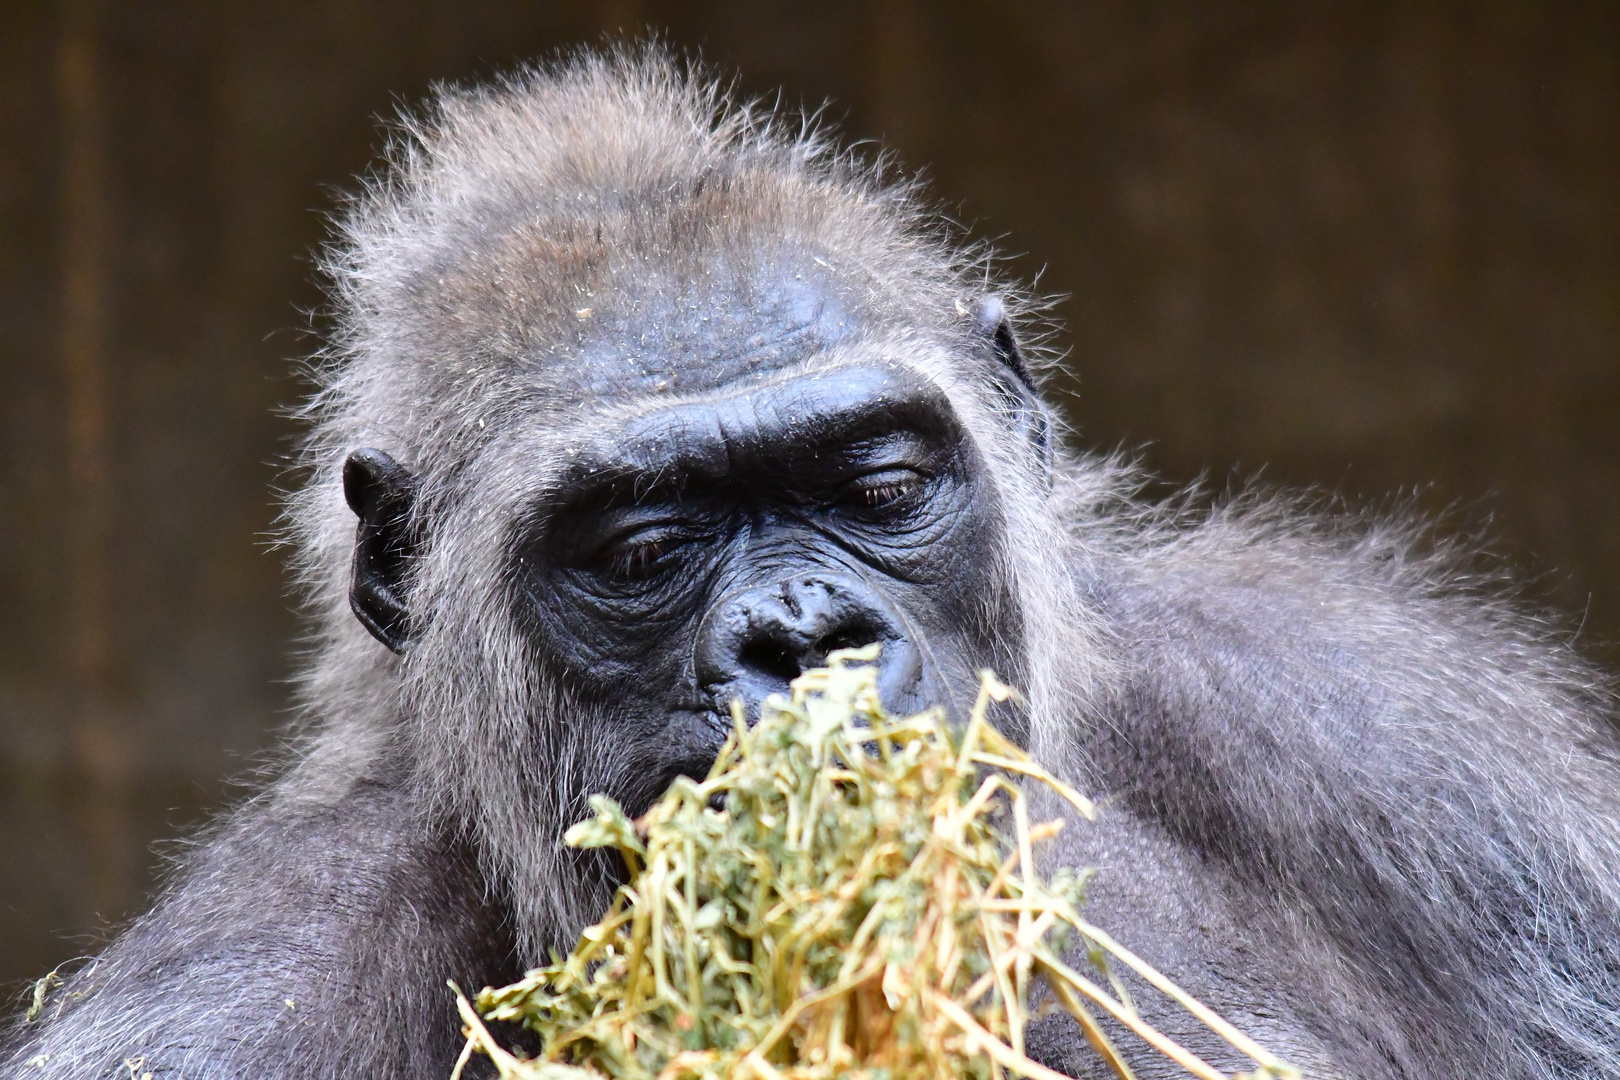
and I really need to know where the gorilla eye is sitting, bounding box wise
[598,531,690,581]
[847,470,924,511]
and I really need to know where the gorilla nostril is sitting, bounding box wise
[816,627,875,657]
[740,637,801,682]
[700,580,908,698]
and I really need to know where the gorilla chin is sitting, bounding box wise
[7,45,1620,1080]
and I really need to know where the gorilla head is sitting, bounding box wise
[291,56,1100,957]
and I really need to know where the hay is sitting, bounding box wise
[453,647,1300,1080]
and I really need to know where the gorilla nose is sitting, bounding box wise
[694,576,922,717]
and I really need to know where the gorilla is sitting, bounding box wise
[7,48,1620,1080]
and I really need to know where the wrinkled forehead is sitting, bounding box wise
[567,359,955,478]
[468,326,981,525]
[553,258,869,402]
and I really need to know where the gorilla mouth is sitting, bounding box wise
[615,729,729,821]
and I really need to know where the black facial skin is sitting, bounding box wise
[517,362,1018,813]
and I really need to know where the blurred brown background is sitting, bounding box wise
[1,1,1616,989]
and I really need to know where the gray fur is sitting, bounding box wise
[7,45,1620,1079]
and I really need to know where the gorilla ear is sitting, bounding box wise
[970,296,1053,487]
[342,448,419,654]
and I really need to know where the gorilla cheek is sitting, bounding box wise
[921,488,1025,693]
[514,571,698,693]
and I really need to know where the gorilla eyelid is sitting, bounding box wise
[844,468,926,511]
[595,525,702,581]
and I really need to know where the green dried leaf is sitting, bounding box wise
[26,970,62,1023]
[564,794,647,861]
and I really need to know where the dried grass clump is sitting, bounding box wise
[453,647,1299,1080]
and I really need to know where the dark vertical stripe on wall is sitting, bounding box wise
[57,0,135,926]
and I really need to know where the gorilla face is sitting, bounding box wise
[345,275,1027,818]
[522,362,1014,809]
